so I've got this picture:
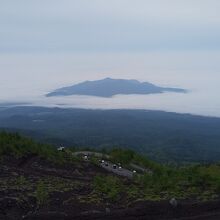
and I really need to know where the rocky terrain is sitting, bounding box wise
[1,153,220,220]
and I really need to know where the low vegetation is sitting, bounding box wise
[93,175,123,201]
[36,180,49,207]
[0,131,77,165]
[1,131,220,205]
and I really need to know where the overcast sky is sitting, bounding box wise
[1,0,220,52]
[0,1,220,116]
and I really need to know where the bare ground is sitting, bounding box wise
[1,155,220,220]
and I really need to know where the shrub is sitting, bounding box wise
[109,148,135,164]
[36,180,49,206]
[93,175,123,201]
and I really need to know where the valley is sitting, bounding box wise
[1,106,220,163]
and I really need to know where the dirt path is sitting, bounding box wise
[99,161,134,179]
[73,151,135,178]
[73,151,110,159]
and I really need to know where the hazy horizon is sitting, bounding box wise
[1,1,220,117]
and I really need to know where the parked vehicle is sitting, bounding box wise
[83,155,88,160]
[113,164,117,169]
[57,146,65,151]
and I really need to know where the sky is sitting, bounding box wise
[1,0,220,52]
[0,0,220,117]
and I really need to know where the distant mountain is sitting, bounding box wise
[46,78,187,97]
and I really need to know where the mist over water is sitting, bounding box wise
[0,51,220,117]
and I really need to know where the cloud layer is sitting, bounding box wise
[1,0,220,52]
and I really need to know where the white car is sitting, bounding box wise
[57,146,65,151]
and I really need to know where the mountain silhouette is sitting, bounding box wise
[46,78,186,97]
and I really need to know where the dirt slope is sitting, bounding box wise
[1,155,220,220]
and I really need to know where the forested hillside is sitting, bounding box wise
[0,106,220,163]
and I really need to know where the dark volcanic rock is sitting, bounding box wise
[1,155,220,220]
